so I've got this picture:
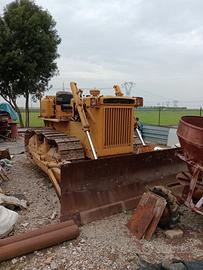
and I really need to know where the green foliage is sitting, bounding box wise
[0,0,61,96]
[0,0,61,126]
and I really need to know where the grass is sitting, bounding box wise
[136,108,201,126]
[21,111,43,127]
[20,108,202,127]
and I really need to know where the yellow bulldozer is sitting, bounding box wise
[25,82,185,225]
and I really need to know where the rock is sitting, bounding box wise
[58,264,65,270]
[21,222,29,227]
[0,193,27,209]
[11,258,18,264]
[162,260,187,270]
[76,246,82,252]
[38,220,44,225]
[44,256,53,265]
[164,229,183,239]
[48,183,53,189]
[0,148,11,160]
[50,210,57,220]
[50,261,58,270]
[80,238,86,243]
[0,205,18,238]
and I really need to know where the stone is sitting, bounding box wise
[162,260,187,270]
[0,193,27,209]
[21,222,29,227]
[58,265,65,270]
[164,229,183,239]
[19,256,26,261]
[50,261,58,270]
[50,211,57,220]
[44,256,53,265]
[0,206,18,238]
[80,238,86,243]
[11,258,18,264]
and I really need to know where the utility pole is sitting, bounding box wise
[121,82,136,96]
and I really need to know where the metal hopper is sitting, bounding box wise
[177,116,203,214]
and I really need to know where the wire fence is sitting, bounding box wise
[20,107,202,127]
[136,107,202,126]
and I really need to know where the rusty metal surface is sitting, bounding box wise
[127,192,156,239]
[144,193,167,241]
[177,116,203,214]
[177,116,203,164]
[60,148,185,224]
[0,220,75,247]
[0,221,79,263]
[127,191,166,241]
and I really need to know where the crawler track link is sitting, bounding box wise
[25,128,85,163]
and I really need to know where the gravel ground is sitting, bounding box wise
[0,138,203,270]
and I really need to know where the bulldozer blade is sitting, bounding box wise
[60,148,186,225]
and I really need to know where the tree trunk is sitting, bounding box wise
[25,91,29,128]
[13,100,24,128]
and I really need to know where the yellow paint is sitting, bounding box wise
[39,82,143,159]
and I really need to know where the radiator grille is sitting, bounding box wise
[104,108,132,148]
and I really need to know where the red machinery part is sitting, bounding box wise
[60,148,185,224]
[0,220,75,247]
[177,116,203,164]
[177,116,203,214]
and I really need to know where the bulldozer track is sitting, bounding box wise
[25,128,85,163]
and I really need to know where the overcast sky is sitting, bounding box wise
[1,0,203,107]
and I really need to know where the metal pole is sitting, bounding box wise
[200,107,202,117]
[85,131,98,159]
[158,107,161,126]
[136,128,146,146]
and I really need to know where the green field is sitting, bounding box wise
[21,111,43,127]
[136,108,202,126]
[20,108,202,127]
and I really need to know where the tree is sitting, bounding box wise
[0,0,61,127]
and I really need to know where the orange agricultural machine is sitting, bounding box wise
[25,82,185,224]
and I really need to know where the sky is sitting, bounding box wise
[0,0,203,108]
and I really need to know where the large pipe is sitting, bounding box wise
[0,222,79,262]
[0,220,75,247]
